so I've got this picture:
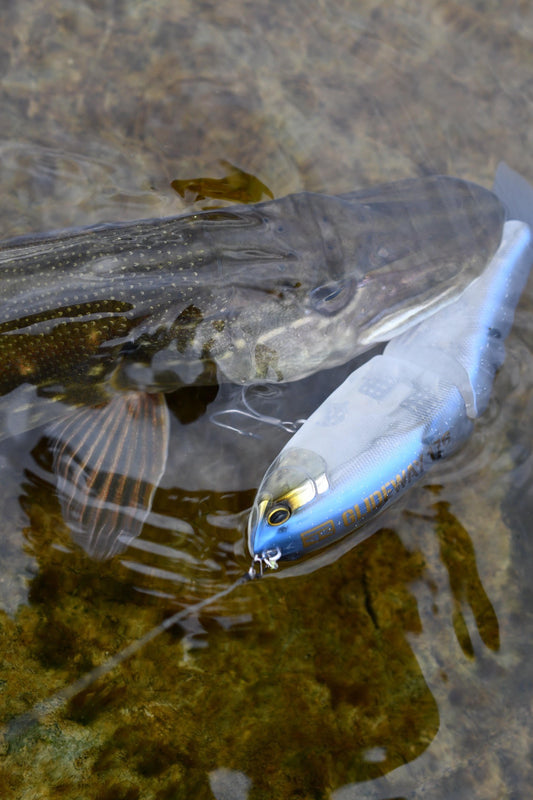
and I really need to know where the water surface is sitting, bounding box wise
[1,1,533,798]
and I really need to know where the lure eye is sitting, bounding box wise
[267,504,291,526]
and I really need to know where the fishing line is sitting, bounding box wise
[3,571,256,745]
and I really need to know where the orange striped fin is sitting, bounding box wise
[48,392,169,559]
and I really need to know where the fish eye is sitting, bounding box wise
[309,277,354,316]
[267,504,291,526]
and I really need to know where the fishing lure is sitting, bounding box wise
[248,217,533,572]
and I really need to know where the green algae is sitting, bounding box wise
[0,439,440,797]
[433,501,500,657]
[0,507,438,798]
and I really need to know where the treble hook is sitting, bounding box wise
[210,384,306,438]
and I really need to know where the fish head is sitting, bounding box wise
[220,177,506,385]
[248,447,332,570]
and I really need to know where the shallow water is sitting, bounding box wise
[1,0,533,797]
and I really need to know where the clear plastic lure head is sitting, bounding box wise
[248,448,329,570]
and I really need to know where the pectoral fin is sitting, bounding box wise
[47,391,169,560]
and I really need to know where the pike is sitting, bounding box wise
[0,175,505,558]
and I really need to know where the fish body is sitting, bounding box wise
[248,219,533,571]
[0,174,505,559]
[0,176,504,403]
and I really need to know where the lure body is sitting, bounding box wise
[248,220,533,569]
